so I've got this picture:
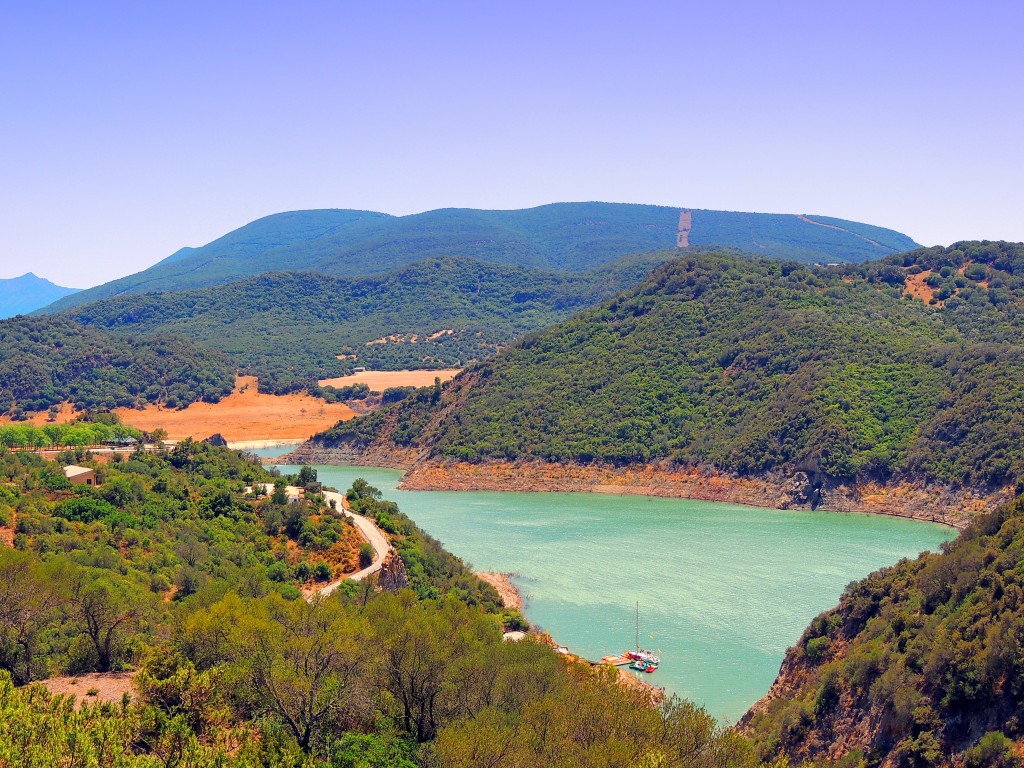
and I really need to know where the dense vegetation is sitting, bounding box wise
[0,315,235,416]
[0,420,143,449]
[0,444,755,766]
[744,495,1024,767]
[0,272,78,319]
[316,242,1024,490]
[63,253,669,394]
[42,203,918,312]
[688,210,916,262]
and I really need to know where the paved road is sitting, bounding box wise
[318,489,393,593]
[256,484,393,597]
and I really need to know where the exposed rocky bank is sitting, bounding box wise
[278,446,1010,529]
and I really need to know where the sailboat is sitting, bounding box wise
[625,601,660,667]
[601,602,660,670]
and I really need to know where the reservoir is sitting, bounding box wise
[267,457,954,723]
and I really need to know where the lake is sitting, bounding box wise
[269,461,954,723]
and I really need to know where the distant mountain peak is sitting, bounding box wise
[0,272,80,319]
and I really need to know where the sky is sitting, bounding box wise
[2,1,1022,288]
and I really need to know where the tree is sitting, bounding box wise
[234,595,373,753]
[0,551,60,682]
[66,568,145,672]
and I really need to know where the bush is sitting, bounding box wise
[358,543,374,568]
[314,562,332,581]
[964,731,1019,768]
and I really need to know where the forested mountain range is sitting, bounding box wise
[0,315,235,416]
[744,495,1024,767]
[61,253,670,394]
[311,241,1024,492]
[0,273,78,318]
[40,203,919,312]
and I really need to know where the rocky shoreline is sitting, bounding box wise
[279,448,1010,530]
[402,460,1008,530]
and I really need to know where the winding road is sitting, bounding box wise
[318,489,393,593]
[257,484,394,597]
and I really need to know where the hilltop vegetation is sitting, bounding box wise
[315,241,1024,491]
[63,253,669,394]
[0,444,755,767]
[41,202,918,312]
[0,315,235,417]
[744,495,1024,767]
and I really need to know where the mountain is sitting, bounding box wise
[307,241,1024,494]
[61,253,671,394]
[0,273,78,318]
[743,496,1024,766]
[39,203,919,312]
[0,315,235,416]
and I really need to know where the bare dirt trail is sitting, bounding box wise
[796,215,893,252]
[677,209,692,248]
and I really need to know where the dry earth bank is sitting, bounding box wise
[318,369,462,391]
[280,446,1007,528]
[114,376,356,443]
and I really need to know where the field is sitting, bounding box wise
[318,368,461,391]
[113,376,356,443]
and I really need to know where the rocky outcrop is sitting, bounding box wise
[377,551,408,593]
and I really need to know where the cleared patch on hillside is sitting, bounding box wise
[0,402,79,426]
[903,270,942,305]
[115,376,355,443]
[38,672,136,708]
[319,369,461,392]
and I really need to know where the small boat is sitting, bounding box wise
[605,602,663,671]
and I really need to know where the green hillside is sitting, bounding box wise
[744,495,1024,767]
[41,203,918,312]
[0,445,754,767]
[63,253,669,394]
[0,315,235,416]
[315,241,1024,490]
[0,273,79,319]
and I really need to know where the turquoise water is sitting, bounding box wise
[272,463,954,722]
[247,443,304,459]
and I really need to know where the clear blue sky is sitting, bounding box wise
[2,1,1022,287]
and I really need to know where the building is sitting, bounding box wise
[63,465,97,486]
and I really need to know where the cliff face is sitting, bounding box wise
[741,498,1024,767]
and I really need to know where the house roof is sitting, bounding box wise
[63,465,94,479]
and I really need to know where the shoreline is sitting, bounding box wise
[474,571,666,705]
[280,446,1004,530]
[228,439,306,450]
[397,460,1007,530]
[476,572,524,612]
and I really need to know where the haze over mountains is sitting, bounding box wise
[39,202,919,313]
[0,273,78,319]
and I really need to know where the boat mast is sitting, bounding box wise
[635,601,640,652]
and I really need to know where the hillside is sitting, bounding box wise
[0,315,235,416]
[40,203,919,312]
[306,241,1024,500]
[62,253,669,394]
[742,496,1024,767]
[0,446,752,766]
[0,273,78,318]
